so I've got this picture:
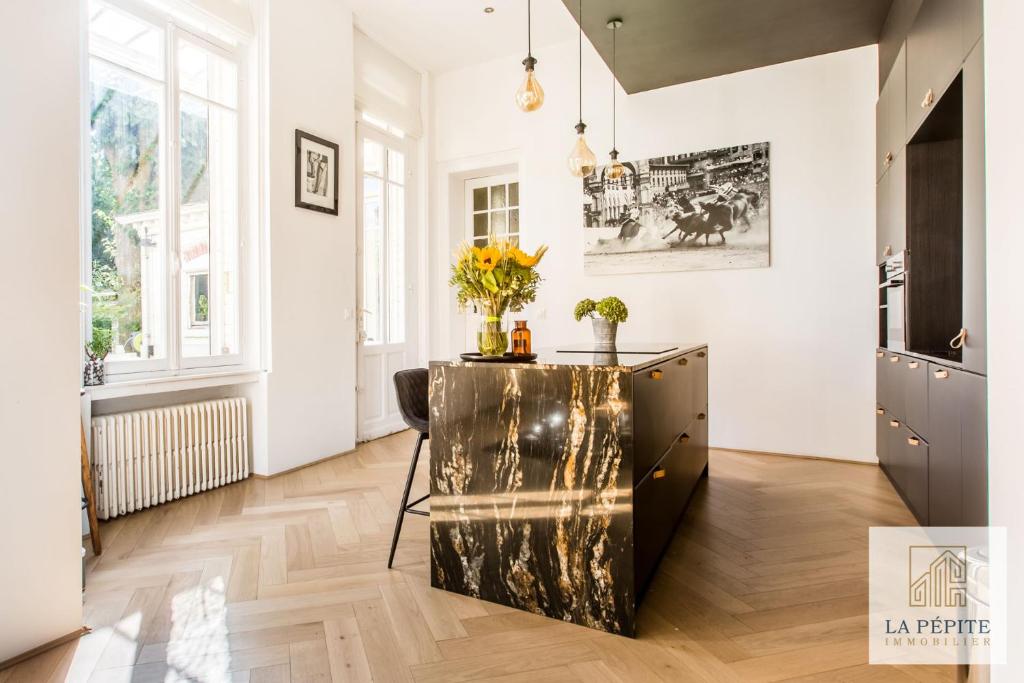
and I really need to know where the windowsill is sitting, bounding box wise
[83,368,262,401]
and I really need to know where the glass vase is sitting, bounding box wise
[477,310,508,357]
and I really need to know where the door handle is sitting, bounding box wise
[949,328,967,349]
[884,151,893,167]
[907,437,920,447]
[652,466,666,480]
[650,369,663,380]
[678,358,688,366]
[921,88,935,109]
[889,420,900,428]
[678,433,690,443]
[876,351,884,359]
[697,412,706,420]
[697,351,706,358]
[889,356,900,363]
[876,408,884,415]
[933,369,949,380]
[907,361,919,369]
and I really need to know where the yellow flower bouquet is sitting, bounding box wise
[449,238,548,356]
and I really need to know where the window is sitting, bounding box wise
[468,178,519,247]
[359,132,407,345]
[86,0,244,375]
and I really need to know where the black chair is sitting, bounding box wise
[388,368,430,568]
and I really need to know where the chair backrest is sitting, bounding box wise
[393,368,429,434]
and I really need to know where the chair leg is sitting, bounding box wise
[388,431,427,568]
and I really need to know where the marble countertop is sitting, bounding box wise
[430,342,707,371]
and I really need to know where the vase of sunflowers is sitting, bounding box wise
[449,238,548,357]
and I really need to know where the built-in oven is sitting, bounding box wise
[879,251,906,351]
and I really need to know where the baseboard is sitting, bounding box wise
[712,446,878,466]
[251,448,357,479]
[0,627,91,671]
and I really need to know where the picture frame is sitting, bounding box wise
[295,129,340,215]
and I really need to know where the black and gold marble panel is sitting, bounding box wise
[428,363,635,635]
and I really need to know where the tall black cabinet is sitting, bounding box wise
[874,1,987,527]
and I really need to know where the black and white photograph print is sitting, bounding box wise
[583,142,770,275]
[295,129,339,215]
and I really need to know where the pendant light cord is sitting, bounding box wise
[612,23,616,150]
[527,0,532,56]
[578,0,583,125]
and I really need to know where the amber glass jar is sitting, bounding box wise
[511,320,532,356]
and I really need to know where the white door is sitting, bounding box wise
[463,174,520,349]
[357,124,416,441]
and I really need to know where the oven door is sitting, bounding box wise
[883,278,905,351]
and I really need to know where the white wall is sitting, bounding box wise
[259,0,358,474]
[984,1,1024,677]
[430,41,878,461]
[0,0,84,661]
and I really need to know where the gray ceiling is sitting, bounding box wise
[563,0,894,94]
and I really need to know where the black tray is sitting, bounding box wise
[459,352,537,363]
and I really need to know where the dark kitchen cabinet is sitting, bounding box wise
[927,363,962,526]
[960,372,987,526]
[900,425,930,524]
[905,0,965,137]
[903,357,929,436]
[876,406,890,468]
[633,357,691,481]
[961,42,986,374]
[885,414,906,491]
[882,352,906,422]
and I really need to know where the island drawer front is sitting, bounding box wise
[633,415,708,596]
[632,350,704,482]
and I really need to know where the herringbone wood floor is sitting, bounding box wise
[5,431,955,682]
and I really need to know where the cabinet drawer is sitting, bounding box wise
[633,421,707,596]
[903,356,928,435]
[899,425,930,525]
[875,406,890,467]
[880,351,906,421]
[633,356,693,481]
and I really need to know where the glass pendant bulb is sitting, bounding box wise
[515,57,544,112]
[606,149,625,180]
[568,122,597,178]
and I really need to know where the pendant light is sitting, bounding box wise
[605,18,625,180]
[567,0,597,177]
[514,0,544,112]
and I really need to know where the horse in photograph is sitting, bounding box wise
[695,188,763,245]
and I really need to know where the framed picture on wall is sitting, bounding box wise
[295,129,339,215]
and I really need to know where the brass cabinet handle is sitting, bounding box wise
[650,369,663,380]
[697,412,707,420]
[933,369,949,380]
[883,245,893,257]
[908,361,919,369]
[889,356,900,363]
[678,358,688,366]
[889,420,900,428]
[921,88,935,109]
[678,433,690,443]
[875,408,884,415]
[652,467,666,480]
[907,437,920,447]
[697,351,706,358]
[884,151,893,167]
[949,328,967,349]
[876,351,884,358]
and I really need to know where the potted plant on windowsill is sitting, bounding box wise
[83,328,112,386]
[449,237,548,357]
[574,296,629,349]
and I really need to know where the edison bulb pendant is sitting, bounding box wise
[568,123,597,178]
[515,57,544,112]
[606,149,625,179]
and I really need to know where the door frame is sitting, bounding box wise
[355,121,418,442]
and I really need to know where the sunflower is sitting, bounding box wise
[511,245,546,267]
[475,245,501,271]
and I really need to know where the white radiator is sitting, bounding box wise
[91,398,249,519]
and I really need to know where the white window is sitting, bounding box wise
[85,0,245,377]
[465,175,520,248]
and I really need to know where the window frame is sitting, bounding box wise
[83,0,250,380]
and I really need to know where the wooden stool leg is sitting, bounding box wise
[81,419,101,556]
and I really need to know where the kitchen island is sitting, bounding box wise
[428,343,709,636]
